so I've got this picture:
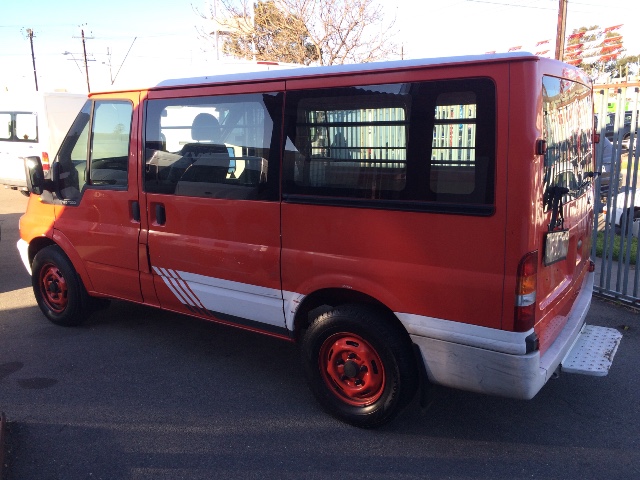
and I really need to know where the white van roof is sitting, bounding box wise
[155,52,540,89]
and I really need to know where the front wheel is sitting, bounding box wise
[301,305,418,428]
[32,245,92,326]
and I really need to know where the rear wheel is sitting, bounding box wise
[32,245,92,326]
[301,304,418,428]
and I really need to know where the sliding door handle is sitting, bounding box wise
[155,204,166,226]
[131,201,141,222]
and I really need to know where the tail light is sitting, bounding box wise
[514,251,538,332]
[41,151,50,172]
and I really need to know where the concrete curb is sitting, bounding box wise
[0,412,5,480]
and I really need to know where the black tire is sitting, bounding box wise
[31,245,92,326]
[301,304,418,428]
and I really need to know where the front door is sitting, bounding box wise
[52,94,143,302]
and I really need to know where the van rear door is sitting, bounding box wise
[536,75,595,352]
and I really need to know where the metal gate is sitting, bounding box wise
[592,84,640,306]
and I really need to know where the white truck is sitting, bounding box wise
[1,91,86,195]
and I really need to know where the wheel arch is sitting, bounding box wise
[291,287,409,343]
[27,236,56,267]
[28,235,95,293]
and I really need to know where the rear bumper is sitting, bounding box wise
[0,177,28,189]
[406,271,594,400]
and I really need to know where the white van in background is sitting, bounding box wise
[0,91,86,194]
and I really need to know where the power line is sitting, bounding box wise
[464,0,557,9]
[464,0,607,11]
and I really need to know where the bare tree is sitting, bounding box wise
[198,0,399,65]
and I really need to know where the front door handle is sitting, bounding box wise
[131,201,141,222]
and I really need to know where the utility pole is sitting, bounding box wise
[26,28,38,91]
[81,29,91,92]
[555,0,568,61]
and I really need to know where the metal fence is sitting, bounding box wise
[592,84,640,306]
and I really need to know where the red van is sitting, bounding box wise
[18,53,622,427]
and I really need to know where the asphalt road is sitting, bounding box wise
[1,187,639,480]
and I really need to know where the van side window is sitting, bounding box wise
[144,93,281,201]
[0,112,38,142]
[57,100,132,201]
[282,78,495,214]
[89,102,132,187]
[57,101,91,200]
[15,113,38,142]
[0,113,10,140]
[431,92,478,195]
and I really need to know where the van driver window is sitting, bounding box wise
[56,100,132,201]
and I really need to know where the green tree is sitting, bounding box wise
[565,25,638,79]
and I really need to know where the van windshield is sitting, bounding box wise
[542,76,593,209]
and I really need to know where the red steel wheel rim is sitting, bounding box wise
[319,332,386,407]
[39,263,68,313]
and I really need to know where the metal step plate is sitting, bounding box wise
[561,325,623,376]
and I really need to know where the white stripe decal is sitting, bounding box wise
[160,276,192,306]
[164,268,206,308]
[151,266,290,328]
[154,267,203,309]
[157,268,194,306]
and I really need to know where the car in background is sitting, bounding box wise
[1,91,86,195]
[601,110,637,150]
[596,133,624,203]
[602,184,640,236]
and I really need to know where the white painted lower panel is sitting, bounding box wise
[154,267,289,328]
[412,335,543,399]
[409,272,595,399]
[397,312,533,355]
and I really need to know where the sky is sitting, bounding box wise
[1,0,638,93]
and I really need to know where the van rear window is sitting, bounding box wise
[542,76,593,209]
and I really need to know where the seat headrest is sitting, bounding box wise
[191,113,220,142]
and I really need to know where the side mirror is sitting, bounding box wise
[23,156,45,195]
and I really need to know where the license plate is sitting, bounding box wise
[544,230,569,266]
